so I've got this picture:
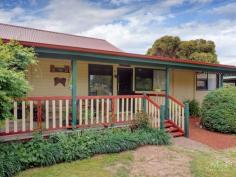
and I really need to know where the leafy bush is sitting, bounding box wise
[184,99,201,117]
[201,87,236,133]
[0,128,171,177]
[131,111,151,130]
[0,40,36,121]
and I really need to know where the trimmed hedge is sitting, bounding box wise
[0,128,171,177]
[184,99,201,117]
[201,87,236,133]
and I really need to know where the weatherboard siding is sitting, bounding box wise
[171,69,195,101]
[27,58,207,103]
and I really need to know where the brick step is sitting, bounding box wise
[164,123,173,128]
[170,131,184,137]
[165,127,179,133]
[164,120,184,138]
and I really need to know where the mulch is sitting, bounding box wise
[189,118,236,150]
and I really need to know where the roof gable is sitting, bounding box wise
[0,23,122,52]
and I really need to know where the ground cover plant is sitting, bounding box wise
[0,127,171,177]
[201,87,236,133]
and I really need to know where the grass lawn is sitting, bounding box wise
[191,151,236,177]
[16,142,236,177]
[16,152,133,177]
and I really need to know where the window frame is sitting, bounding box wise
[196,72,219,91]
[153,69,166,91]
[135,67,154,91]
[88,64,113,96]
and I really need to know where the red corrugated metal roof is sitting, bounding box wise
[0,23,122,52]
[0,23,236,71]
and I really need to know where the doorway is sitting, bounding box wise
[117,68,133,95]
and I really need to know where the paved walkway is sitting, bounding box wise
[189,118,236,149]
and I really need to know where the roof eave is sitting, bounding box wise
[3,39,236,73]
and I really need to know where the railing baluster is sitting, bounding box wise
[126,98,129,121]
[135,98,137,114]
[22,101,26,132]
[139,98,142,111]
[30,101,33,131]
[152,104,155,127]
[85,99,88,125]
[45,100,49,129]
[169,100,172,121]
[106,98,109,123]
[96,99,99,124]
[59,100,63,128]
[178,105,181,127]
[65,100,69,127]
[157,109,160,128]
[91,99,94,125]
[116,98,119,122]
[130,98,133,120]
[101,99,104,123]
[52,100,56,128]
[13,101,17,132]
[121,98,124,121]
[79,99,83,125]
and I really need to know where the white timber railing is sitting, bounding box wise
[0,95,161,136]
[147,93,186,132]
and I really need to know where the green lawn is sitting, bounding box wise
[191,151,236,177]
[16,152,133,177]
[16,145,236,177]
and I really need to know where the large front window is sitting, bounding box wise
[135,68,153,91]
[89,64,113,95]
[196,72,218,91]
[153,70,166,91]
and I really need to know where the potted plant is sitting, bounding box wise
[154,86,161,92]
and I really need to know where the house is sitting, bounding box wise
[224,74,236,86]
[0,23,236,140]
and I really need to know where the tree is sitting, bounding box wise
[146,36,218,64]
[0,40,36,120]
[147,36,180,58]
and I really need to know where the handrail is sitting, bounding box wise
[144,95,161,109]
[145,93,184,107]
[16,95,144,101]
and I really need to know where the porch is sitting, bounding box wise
[1,46,235,141]
[0,93,188,141]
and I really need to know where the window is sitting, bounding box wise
[208,74,217,90]
[196,73,218,91]
[135,68,153,91]
[153,70,166,91]
[196,73,208,90]
[89,64,113,95]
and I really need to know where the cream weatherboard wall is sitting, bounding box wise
[27,59,118,97]
[171,69,195,101]
[27,59,71,97]
[27,58,209,103]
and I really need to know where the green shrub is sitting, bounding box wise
[184,99,200,117]
[0,128,171,177]
[131,111,151,130]
[201,87,236,133]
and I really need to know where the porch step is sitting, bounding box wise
[164,120,184,138]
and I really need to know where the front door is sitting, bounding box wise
[117,68,133,95]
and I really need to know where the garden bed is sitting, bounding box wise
[0,127,171,177]
[189,118,236,149]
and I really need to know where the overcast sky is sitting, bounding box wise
[0,0,236,65]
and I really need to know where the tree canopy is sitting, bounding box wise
[146,36,218,64]
[0,40,36,120]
